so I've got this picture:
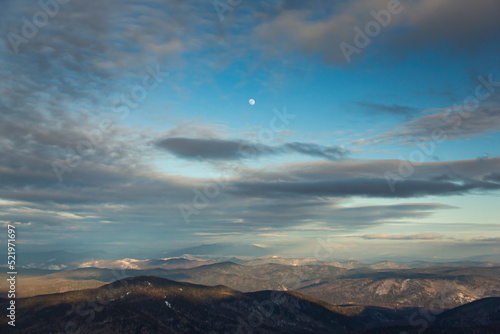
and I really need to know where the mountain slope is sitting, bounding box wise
[0,276,373,333]
[298,276,500,308]
[431,297,500,328]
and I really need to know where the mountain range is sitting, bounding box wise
[4,257,500,310]
[1,276,498,333]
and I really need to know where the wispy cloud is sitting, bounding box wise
[253,0,500,65]
[357,233,445,240]
[375,107,500,144]
[353,102,418,119]
[472,237,500,243]
[229,158,500,198]
[258,233,290,237]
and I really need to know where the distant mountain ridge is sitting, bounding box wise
[164,243,272,257]
[243,256,411,269]
[13,245,497,270]
[77,257,215,270]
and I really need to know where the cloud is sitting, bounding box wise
[283,142,348,160]
[252,243,270,248]
[227,158,500,198]
[164,121,228,139]
[375,106,500,144]
[359,233,444,240]
[155,137,348,160]
[472,237,500,243]
[156,137,265,160]
[354,102,418,119]
[484,172,500,182]
[194,232,242,236]
[273,157,500,184]
[196,198,456,231]
[229,177,500,199]
[253,0,500,65]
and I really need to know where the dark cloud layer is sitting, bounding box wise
[227,158,500,198]
[155,137,348,160]
[230,177,500,199]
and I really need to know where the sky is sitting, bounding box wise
[1,0,500,261]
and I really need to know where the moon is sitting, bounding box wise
[248,99,255,105]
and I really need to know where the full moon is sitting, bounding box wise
[248,99,255,105]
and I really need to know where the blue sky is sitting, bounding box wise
[1,0,500,261]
